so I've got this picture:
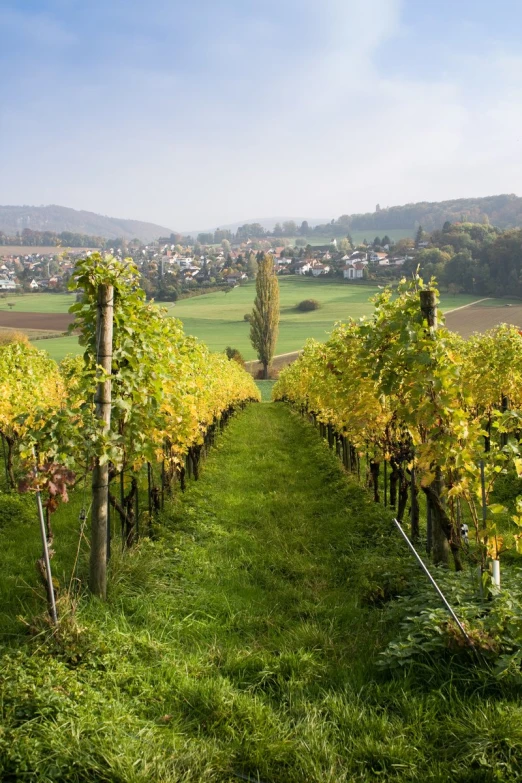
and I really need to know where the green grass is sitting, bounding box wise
[255,380,275,401]
[166,278,479,360]
[33,334,83,361]
[23,285,512,362]
[2,405,522,780]
[0,292,77,313]
[291,228,415,247]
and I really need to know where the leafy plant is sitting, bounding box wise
[296,299,320,312]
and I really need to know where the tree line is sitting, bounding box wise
[311,194,522,235]
[400,222,522,298]
[0,227,107,248]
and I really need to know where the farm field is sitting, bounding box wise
[445,300,522,338]
[33,334,83,360]
[0,292,77,313]
[17,282,522,362]
[0,311,72,331]
[165,278,479,360]
[294,227,414,246]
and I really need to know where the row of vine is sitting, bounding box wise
[273,277,522,573]
[0,254,260,605]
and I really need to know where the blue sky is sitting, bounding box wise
[1,0,521,230]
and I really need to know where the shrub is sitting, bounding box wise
[0,330,29,346]
[0,491,35,529]
[297,299,320,312]
[379,567,522,675]
[224,347,245,367]
[243,313,251,322]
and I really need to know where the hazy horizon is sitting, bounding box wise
[1,0,521,229]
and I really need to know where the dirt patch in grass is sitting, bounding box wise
[245,350,303,378]
[0,311,74,331]
[445,303,522,338]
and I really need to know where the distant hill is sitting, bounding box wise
[0,205,176,243]
[316,194,522,234]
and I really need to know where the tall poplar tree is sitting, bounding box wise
[249,253,279,379]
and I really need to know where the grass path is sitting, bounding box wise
[2,405,522,780]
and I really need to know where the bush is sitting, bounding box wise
[379,566,522,676]
[224,347,245,367]
[296,299,320,312]
[0,491,35,530]
[243,313,251,322]
[0,330,29,346]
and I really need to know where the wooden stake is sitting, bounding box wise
[419,290,450,567]
[419,289,438,329]
[89,284,113,599]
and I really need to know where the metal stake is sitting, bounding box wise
[392,517,472,647]
[36,489,58,625]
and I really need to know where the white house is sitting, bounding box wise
[343,263,365,280]
[0,278,16,291]
[311,264,330,277]
[295,261,312,275]
[369,251,389,265]
[349,251,368,263]
[29,279,39,290]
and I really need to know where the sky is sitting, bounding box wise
[1,0,522,231]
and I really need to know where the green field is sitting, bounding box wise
[294,228,414,247]
[30,280,481,361]
[33,334,83,360]
[0,292,77,313]
[164,278,477,360]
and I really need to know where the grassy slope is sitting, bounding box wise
[255,380,276,401]
[33,334,83,361]
[2,404,522,781]
[291,228,414,246]
[27,284,508,361]
[0,292,77,313]
[165,279,477,360]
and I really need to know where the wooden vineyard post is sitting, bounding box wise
[106,496,111,563]
[426,501,433,555]
[419,290,450,567]
[147,461,152,530]
[89,283,114,599]
[120,470,125,548]
[419,289,438,330]
[1,434,8,487]
[501,395,509,447]
[410,463,419,541]
[135,475,139,539]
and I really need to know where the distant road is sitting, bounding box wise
[245,350,303,377]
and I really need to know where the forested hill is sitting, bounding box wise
[315,194,522,235]
[0,205,175,243]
